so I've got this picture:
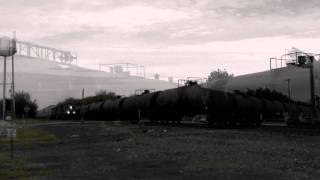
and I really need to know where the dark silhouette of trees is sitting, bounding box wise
[15,91,38,118]
[234,88,301,103]
[58,90,119,107]
[94,90,117,101]
[207,69,234,82]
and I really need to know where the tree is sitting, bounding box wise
[15,91,38,118]
[58,90,119,106]
[91,90,118,102]
[95,90,117,99]
[234,88,292,103]
[207,68,234,82]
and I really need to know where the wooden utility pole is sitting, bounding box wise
[285,79,291,104]
[81,88,84,124]
[2,56,6,121]
[309,56,316,107]
[309,56,317,118]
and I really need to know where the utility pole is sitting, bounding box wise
[81,88,84,124]
[10,32,16,161]
[310,56,316,106]
[82,88,84,99]
[11,32,16,121]
[309,56,317,118]
[2,56,6,121]
[11,55,15,119]
[285,79,291,104]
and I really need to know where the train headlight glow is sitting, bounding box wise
[66,110,70,114]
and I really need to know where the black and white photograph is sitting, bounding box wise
[1,0,320,179]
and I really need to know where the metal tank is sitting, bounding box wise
[101,98,125,121]
[230,95,264,125]
[127,91,160,121]
[261,99,285,116]
[205,90,234,125]
[181,86,211,116]
[121,96,141,122]
[87,102,104,120]
[207,90,233,112]
[233,96,264,113]
[155,87,184,122]
[272,101,285,113]
[121,92,160,122]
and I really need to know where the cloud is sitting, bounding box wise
[1,0,320,77]
[2,0,320,47]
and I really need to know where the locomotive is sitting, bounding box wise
[37,82,318,127]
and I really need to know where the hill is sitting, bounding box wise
[0,55,176,108]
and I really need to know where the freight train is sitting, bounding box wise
[37,83,318,127]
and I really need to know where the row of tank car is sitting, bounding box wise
[37,82,316,127]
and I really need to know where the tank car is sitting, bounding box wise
[121,91,160,123]
[154,87,186,123]
[233,96,264,126]
[180,85,211,117]
[101,98,126,121]
[86,102,104,120]
[136,91,160,121]
[261,100,285,122]
[121,95,142,122]
[206,90,234,126]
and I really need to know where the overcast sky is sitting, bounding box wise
[1,0,320,79]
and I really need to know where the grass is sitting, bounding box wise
[13,119,50,125]
[0,153,33,179]
[0,128,59,179]
[0,153,53,179]
[0,128,59,144]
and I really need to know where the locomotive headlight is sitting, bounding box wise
[73,111,76,114]
[66,110,70,114]
[69,105,73,110]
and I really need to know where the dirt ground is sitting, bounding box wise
[1,121,320,180]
